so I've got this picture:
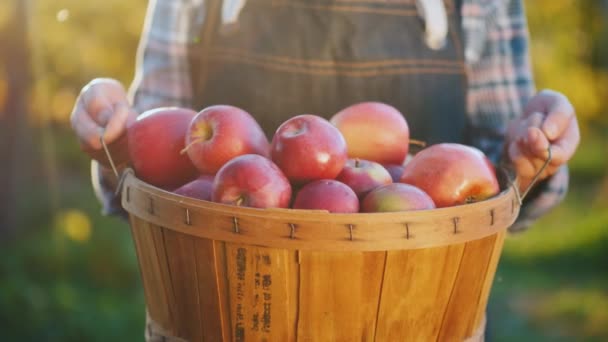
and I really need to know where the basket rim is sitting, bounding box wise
[121,169,520,251]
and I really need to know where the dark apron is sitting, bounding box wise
[189,0,467,145]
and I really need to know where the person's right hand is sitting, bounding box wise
[70,78,138,166]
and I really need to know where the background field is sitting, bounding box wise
[1,1,606,341]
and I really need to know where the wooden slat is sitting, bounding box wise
[193,238,231,341]
[129,218,175,334]
[287,250,300,341]
[224,243,295,341]
[296,251,386,341]
[471,230,506,333]
[437,234,498,341]
[162,228,204,341]
[374,243,465,341]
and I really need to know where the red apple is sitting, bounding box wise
[400,143,500,208]
[271,115,347,183]
[330,102,409,165]
[212,154,291,208]
[173,175,214,201]
[361,183,435,212]
[127,107,198,188]
[293,180,359,213]
[336,159,392,198]
[184,105,269,174]
[383,164,405,183]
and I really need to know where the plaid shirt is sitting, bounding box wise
[106,0,568,231]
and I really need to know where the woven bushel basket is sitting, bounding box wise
[122,168,520,342]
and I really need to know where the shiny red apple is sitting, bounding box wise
[271,115,347,183]
[293,179,359,213]
[184,105,269,175]
[127,107,198,188]
[330,102,409,165]
[400,143,500,208]
[336,159,392,199]
[212,154,291,208]
[173,175,214,201]
[361,183,435,212]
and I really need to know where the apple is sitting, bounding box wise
[330,102,409,165]
[212,154,291,208]
[183,105,269,175]
[271,115,347,183]
[173,175,214,201]
[336,159,392,198]
[361,183,435,212]
[400,143,500,208]
[293,179,359,213]
[127,107,198,188]
[383,164,405,183]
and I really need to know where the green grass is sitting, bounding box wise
[1,126,606,341]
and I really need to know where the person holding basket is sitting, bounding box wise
[71,0,580,340]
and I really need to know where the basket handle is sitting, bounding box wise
[512,146,553,204]
[100,130,128,196]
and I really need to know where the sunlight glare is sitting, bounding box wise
[56,9,69,23]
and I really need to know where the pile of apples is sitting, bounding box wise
[127,102,500,213]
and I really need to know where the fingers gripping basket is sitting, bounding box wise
[120,168,521,342]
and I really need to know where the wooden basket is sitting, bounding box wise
[121,169,520,342]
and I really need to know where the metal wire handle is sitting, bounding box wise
[515,146,553,204]
[99,130,127,196]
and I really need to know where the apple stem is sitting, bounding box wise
[355,158,360,168]
[409,139,427,148]
[180,137,205,155]
[235,196,245,206]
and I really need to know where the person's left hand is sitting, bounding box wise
[505,89,580,193]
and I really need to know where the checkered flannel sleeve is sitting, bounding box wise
[93,0,206,217]
[463,0,569,232]
[128,0,206,113]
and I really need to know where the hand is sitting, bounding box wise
[70,78,138,166]
[506,89,580,193]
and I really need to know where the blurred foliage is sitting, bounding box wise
[0,0,606,341]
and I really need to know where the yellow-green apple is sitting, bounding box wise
[212,154,291,208]
[293,179,359,213]
[330,102,409,164]
[400,143,500,208]
[361,183,435,212]
[173,175,214,201]
[336,159,392,198]
[127,107,198,188]
[271,115,347,183]
[184,105,269,174]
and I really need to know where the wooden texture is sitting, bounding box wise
[129,218,176,335]
[193,239,231,342]
[124,169,517,341]
[374,244,465,341]
[223,243,297,342]
[437,234,500,340]
[121,169,519,251]
[297,251,386,341]
[472,230,506,330]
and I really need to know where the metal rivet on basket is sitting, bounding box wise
[148,197,155,216]
[348,224,354,241]
[184,208,192,226]
[233,216,240,234]
[405,223,411,240]
[453,217,460,234]
[289,223,296,239]
[126,186,130,202]
[490,209,495,226]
